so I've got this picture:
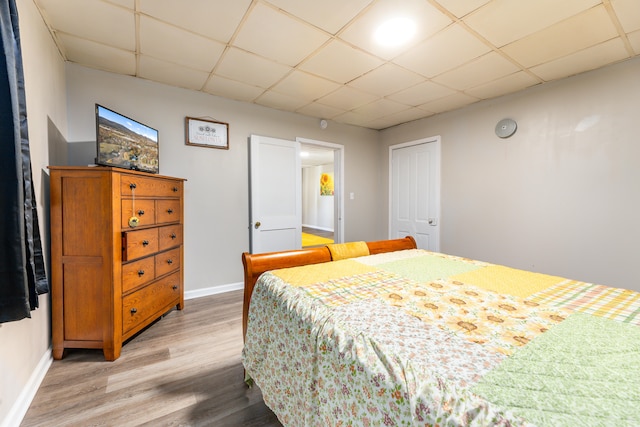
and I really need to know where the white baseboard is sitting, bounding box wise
[184,281,243,300]
[2,348,52,427]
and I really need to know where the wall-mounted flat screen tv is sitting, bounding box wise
[95,104,159,173]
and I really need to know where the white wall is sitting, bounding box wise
[1,0,67,424]
[64,64,382,293]
[381,57,640,292]
[302,164,334,231]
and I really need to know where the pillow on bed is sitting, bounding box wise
[327,241,370,260]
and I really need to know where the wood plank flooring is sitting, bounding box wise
[21,291,283,427]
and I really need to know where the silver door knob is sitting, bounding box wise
[254,221,261,229]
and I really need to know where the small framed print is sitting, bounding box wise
[185,117,229,149]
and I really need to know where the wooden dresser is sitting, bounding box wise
[49,166,185,361]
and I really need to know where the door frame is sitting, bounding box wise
[297,137,344,244]
[388,136,441,250]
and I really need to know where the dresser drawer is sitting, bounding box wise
[156,199,181,224]
[123,228,158,261]
[158,224,183,251]
[121,175,182,198]
[156,247,180,277]
[121,199,156,229]
[122,272,181,334]
[122,256,155,294]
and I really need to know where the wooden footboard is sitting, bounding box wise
[241,236,417,339]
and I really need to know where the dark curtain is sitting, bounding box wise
[0,0,48,323]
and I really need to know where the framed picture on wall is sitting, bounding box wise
[185,116,229,149]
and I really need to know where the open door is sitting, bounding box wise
[249,134,301,254]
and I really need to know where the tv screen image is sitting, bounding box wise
[96,104,159,173]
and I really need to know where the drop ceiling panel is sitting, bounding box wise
[465,0,601,47]
[465,71,539,99]
[233,2,330,66]
[387,81,456,106]
[352,98,411,120]
[264,0,373,34]
[432,52,519,90]
[296,102,346,120]
[203,76,265,102]
[395,24,492,78]
[419,92,480,114]
[139,16,225,72]
[35,0,135,51]
[611,0,640,32]
[299,40,383,84]
[58,33,136,75]
[316,86,379,110]
[348,63,424,97]
[339,0,452,59]
[138,56,210,91]
[271,71,341,102]
[255,90,310,111]
[214,48,292,89]
[530,38,630,81]
[433,0,490,18]
[139,0,252,42]
[501,6,619,68]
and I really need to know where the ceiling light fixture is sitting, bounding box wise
[374,16,416,47]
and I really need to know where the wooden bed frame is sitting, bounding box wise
[241,236,417,339]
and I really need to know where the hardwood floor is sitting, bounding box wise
[21,291,283,427]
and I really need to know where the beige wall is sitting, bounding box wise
[1,0,67,424]
[381,57,640,292]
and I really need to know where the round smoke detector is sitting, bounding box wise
[495,118,517,138]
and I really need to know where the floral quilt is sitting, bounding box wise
[242,249,640,426]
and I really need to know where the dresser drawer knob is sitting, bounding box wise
[167,259,173,265]
[167,208,174,214]
[129,183,137,189]
[171,233,177,239]
[130,307,137,314]
[172,285,178,290]
[137,209,145,216]
[142,240,149,246]
[172,187,179,192]
[137,269,145,276]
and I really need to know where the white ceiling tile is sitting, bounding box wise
[365,107,433,130]
[349,63,424,96]
[530,38,630,81]
[57,33,136,75]
[214,47,292,89]
[352,98,410,120]
[501,6,619,68]
[332,111,374,127]
[629,30,640,54]
[203,75,265,102]
[434,0,490,18]
[138,55,210,91]
[272,71,341,102]
[465,0,600,47]
[611,0,640,33]
[432,52,519,90]
[299,40,383,84]
[233,3,330,66]
[139,16,225,72]
[465,71,539,99]
[264,0,372,34]
[316,86,379,110]
[296,102,346,120]
[104,0,134,8]
[418,92,479,114]
[339,0,452,60]
[35,0,134,50]
[139,0,251,43]
[387,81,455,106]
[395,24,491,78]
[255,90,310,111]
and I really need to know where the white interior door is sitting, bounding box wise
[249,134,301,254]
[389,137,441,251]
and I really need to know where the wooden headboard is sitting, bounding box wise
[241,236,417,339]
